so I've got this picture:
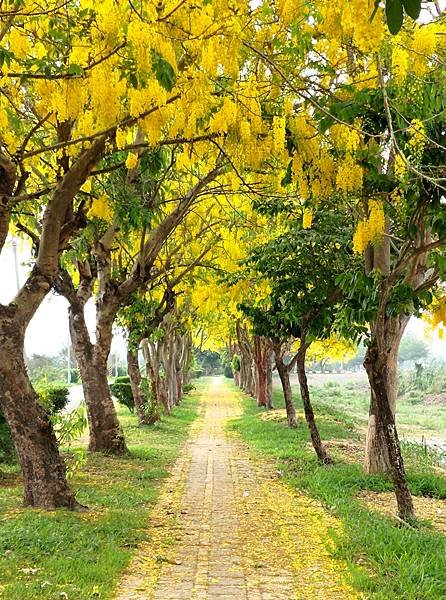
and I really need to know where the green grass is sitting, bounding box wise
[315,378,446,440]
[229,380,446,600]
[0,382,203,600]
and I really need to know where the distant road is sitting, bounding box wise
[66,384,84,412]
[274,370,369,389]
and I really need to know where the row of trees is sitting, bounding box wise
[0,0,445,524]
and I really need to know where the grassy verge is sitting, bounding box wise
[313,379,446,441]
[229,380,446,600]
[0,382,203,600]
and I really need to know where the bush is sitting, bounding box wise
[190,369,204,379]
[110,376,134,412]
[231,354,241,372]
[1,383,69,463]
[183,382,195,395]
[0,413,14,463]
[70,368,80,384]
[37,382,70,414]
[224,365,234,379]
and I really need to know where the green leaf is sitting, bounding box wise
[152,51,176,92]
[281,160,292,186]
[401,0,421,19]
[386,0,404,35]
[68,63,84,76]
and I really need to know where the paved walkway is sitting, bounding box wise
[115,378,357,600]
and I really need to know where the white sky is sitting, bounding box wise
[0,237,126,358]
[0,236,445,359]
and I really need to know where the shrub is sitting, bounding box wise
[1,383,69,463]
[231,354,241,372]
[190,369,204,379]
[110,376,134,412]
[70,368,80,384]
[36,382,69,414]
[0,413,14,463]
[183,382,195,395]
[224,365,234,379]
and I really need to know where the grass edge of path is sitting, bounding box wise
[0,380,205,600]
[227,380,446,600]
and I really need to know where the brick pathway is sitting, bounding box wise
[115,378,357,600]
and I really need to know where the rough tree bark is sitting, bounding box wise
[296,338,332,464]
[0,309,79,509]
[236,322,255,396]
[0,138,105,508]
[364,224,410,473]
[272,340,298,428]
[253,335,268,407]
[142,339,170,416]
[69,296,127,454]
[127,338,152,425]
[265,355,273,409]
[364,340,414,521]
[365,315,409,473]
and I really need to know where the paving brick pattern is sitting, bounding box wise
[115,379,357,600]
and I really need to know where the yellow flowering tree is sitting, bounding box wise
[0,0,297,507]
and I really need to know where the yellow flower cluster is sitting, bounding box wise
[35,79,86,123]
[272,116,286,155]
[394,152,406,179]
[80,180,92,193]
[302,208,313,229]
[88,194,114,222]
[128,79,168,118]
[407,119,425,162]
[318,0,385,55]
[392,25,438,83]
[392,43,409,85]
[336,156,363,194]
[115,128,127,150]
[331,123,361,153]
[422,297,446,339]
[125,152,138,169]
[277,0,299,26]
[412,25,437,76]
[209,98,238,134]
[352,199,385,254]
[87,62,127,130]
[290,112,337,201]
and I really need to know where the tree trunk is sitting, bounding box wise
[274,350,298,428]
[296,342,332,464]
[174,333,184,404]
[236,322,255,396]
[162,334,177,411]
[364,342,415,521]
[69,303,127,454]
[253,335,267,407]
[181,332,192,386]
[127,342,150,425]
[365,315,409,474]
[0,315,79,509]
[142,339,169,416]
[266,355,273,409]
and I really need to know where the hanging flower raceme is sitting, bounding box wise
[407,119,426,163]
[88,194,114,222]
[125,152,139,170]
[352,199,385,254]
[302,208,313,229]
[422,297,446,339]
